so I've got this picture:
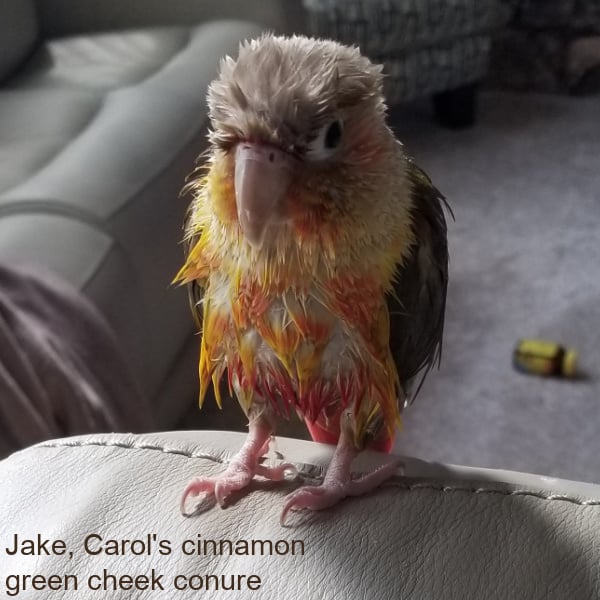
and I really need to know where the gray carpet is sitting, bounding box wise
[390,91,600,483]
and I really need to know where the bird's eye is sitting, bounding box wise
[306,119,343,161]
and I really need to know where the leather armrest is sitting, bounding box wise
[1,430,598,599]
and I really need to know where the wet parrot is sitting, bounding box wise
[175,34,450,523]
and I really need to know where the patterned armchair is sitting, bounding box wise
[304,0,511,127]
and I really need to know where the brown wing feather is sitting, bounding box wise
[181,201,205,330]
[388,159,451,405]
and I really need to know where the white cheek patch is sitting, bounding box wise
[305,119,344,162]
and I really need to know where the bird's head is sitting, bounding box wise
[206,34,400,250]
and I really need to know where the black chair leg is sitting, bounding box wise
[433,83,478,128]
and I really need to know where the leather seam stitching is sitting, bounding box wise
[35,439,226,465]
[32,439,600,506]
[381,481,600,506]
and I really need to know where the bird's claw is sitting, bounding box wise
[180,477,216,514]
[281,484,346,525]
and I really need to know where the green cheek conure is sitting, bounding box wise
[175,34,451,524]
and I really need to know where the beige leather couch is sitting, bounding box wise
[1,430,599,599]
[0,0,305,432]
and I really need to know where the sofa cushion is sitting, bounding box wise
[0,0,38,82]
[0,87,101,194]
[0,212,115,286]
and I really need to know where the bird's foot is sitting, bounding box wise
[180,419,297,515]
[281,460,400,525]
[181,457,296,514]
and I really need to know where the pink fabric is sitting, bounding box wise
[0,265,153,457]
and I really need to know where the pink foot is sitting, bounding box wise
[281,429,402,525]
[181,458,295,513]
[181,421,297,515]
[281,461,400,524]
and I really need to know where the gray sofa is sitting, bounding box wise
[0,0,304,434]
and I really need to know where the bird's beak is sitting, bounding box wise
[234,142,293,248]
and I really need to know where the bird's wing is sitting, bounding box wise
[186,267,204,331]
[182,206,205,331]
[387,159,451,405]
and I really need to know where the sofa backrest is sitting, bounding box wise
[33,0,306,38]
